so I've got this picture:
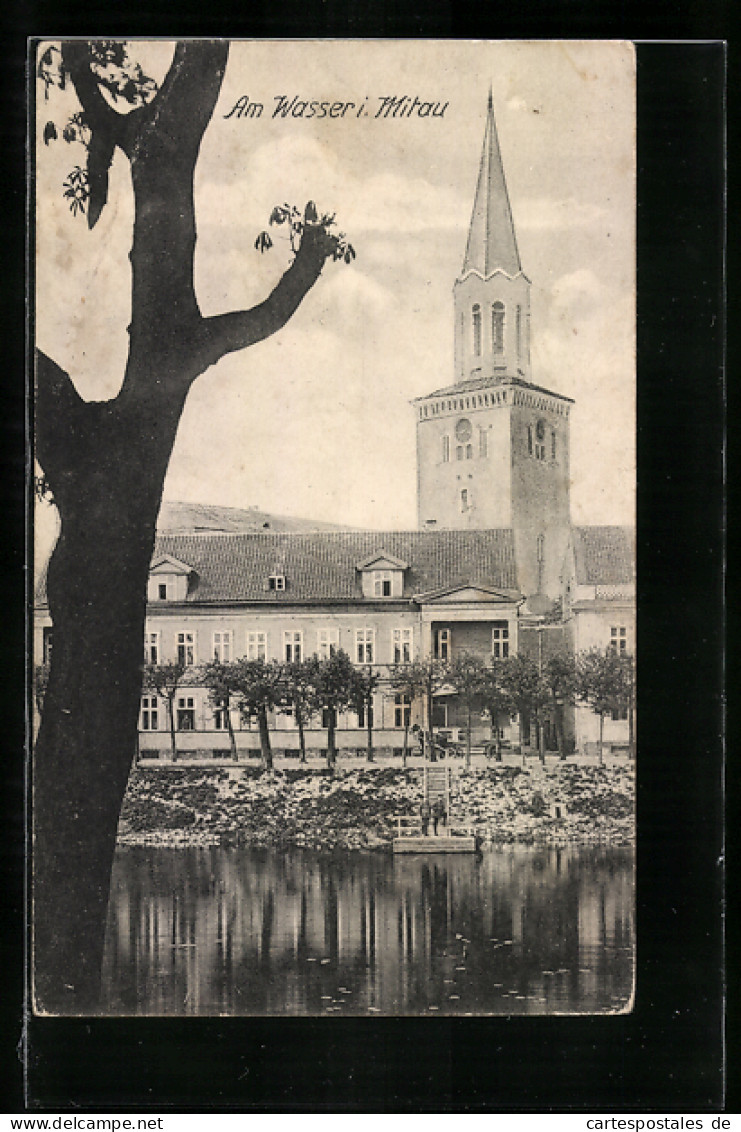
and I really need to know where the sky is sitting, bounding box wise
[35,40,635,562]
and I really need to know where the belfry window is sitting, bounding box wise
[472,304,482,357]
[492,302,505,353]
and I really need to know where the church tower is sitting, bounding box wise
[415,94,573,600]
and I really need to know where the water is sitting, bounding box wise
[101,845,634,1015]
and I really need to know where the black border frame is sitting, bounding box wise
[3,16,727,1114]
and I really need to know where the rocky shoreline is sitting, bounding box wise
[117,762,634,850]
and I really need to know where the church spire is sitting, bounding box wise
[461,95,521,278]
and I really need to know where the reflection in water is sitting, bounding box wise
[101,846,634,1015]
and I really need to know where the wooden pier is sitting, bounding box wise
[392,835,477,854]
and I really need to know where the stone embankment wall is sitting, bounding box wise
[117,763,634,850]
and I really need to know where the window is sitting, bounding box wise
[177,631,195,666]
[158,582,168,601]
[394,694,411,729]
[373,570,392,597]
[393,627,413,664]
[492,622,509,659]
[177,696,195,730]
[213,697,230,730]
[144,632,159,665]
[460,489,470,512]
[465,444,473,460]
[479,429,488,458]
[317,628,339,660]
[212,630,232,662]
[140,696,159,730]
[551,429,557,460]
[356,629,375,664]
[492,301,505,353]
[435,628,451,661]
[356,701,374,729]
[321,707,332,729]
[268,574,286,592]
[472,304,482,356]
[284,630,303,663]
[246,631,267,660]
[610,626,628,655]
[456,445,464,461]
[611,704,628,721]
[527,425,533,455]
[42,626,53,666]
[442,435,450,462]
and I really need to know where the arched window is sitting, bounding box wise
[527,425,533,455]
[472,304,482,357]
[492,301,505,353]
[460,489,470,512]
[551,430,557,460]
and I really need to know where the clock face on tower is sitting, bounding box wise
[455,418,472,443]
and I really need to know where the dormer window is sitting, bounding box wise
[147,554,194,603]
[269,574,286,592]
[373,570,392,597]
[357,551,407,599]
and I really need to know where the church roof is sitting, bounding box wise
[148,528,520,604]
[461,94,521,279]
[572,526,635,586]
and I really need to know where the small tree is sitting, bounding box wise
[389,662,429,766]
[313,649,357,770]
[233,658,284,771]
[144,662,186,761]
[495,654,549,762]
[200,659,241,760]
[280,656,321,763]
[542,653,577,758]
[447,652,487,769]
[353,665,382,763]
[479,664,515,759]
[575,648,632,764]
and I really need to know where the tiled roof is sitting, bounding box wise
[572,526,635,586]
[153,528,519,604]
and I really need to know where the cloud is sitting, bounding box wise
[517,196,608,231]
[198,132,467,240]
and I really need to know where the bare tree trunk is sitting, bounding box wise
[366,701,374,763]
[297,711,307,763]
[327,711,337,771]
[402,721,409,768]
[257,707,273,772]
[226,706,238,761]
[168,696,178,762]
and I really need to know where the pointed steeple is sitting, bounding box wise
[461,95,521,278]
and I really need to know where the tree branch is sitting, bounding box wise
[61,43,129,148]
[199,222,332,367]
[126,41,229,163]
